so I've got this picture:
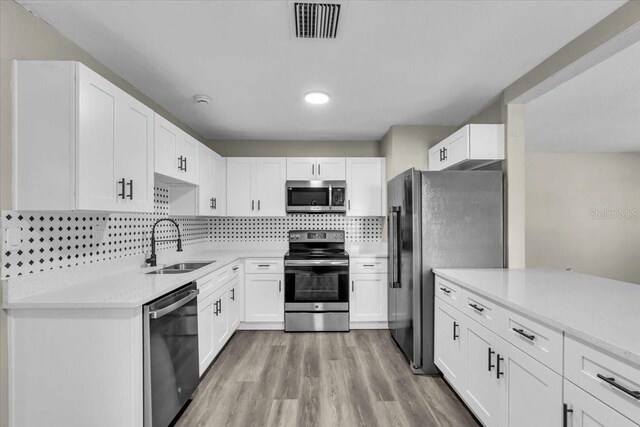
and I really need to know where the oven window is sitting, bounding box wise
[285,266,349,303]
[287,188,329,207]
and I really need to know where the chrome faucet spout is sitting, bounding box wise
[146,219,183,267]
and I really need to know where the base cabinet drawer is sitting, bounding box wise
[501,308,563,374]
[435,275,463,310]
[565,336,640,423]
[564,380,639,427]
[350,258,388,274]
[245,258,284,274]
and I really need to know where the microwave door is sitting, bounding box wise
[287,186,331,212]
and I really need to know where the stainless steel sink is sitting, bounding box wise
[147,261,215,275]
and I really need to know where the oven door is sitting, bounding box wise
[284,260,349,311]
[286,182,331,213]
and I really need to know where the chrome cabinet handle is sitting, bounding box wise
[351,280,354,292]
[232,266,239,272]
[258,264,270,267]
[252,200,255,211]
[453,321,459,341]
[312,164,315,175]
[512,328,535,341]
[210,198,214,209]
[563,404,573,427]
[597,374,640,399]
[127,180,133,200]
[348,200,351,210]
[231,288,235,301]
[440,287,451,294]
[258,200,261,211]
[318,164,321,175]
[278,280,282,292]
[443,147,447,161]
[184,157,188,172]
[213,198,217,209]
[178,156,184,171]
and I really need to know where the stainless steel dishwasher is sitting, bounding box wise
[143,282,199,427]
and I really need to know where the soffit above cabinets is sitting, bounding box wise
[18,0,624,140]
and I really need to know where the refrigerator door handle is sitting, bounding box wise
[389,206,401,288]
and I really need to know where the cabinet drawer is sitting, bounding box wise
[501,308,563,374]
[435,275,463,310]
[214,261,241,285]
[229,261,240,280]
[461,289,502,335]
[350,258,387,274]
[245,258,284,274]
[565,336,640,423]
[197,273,221,300]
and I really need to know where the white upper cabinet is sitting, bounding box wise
[286,157,345,180]
[428,124,505,171]
[226,158,286,217]
[13,61,154,212]
[154,113,198,185]
[197,145,226,216]
[346,158,385,216]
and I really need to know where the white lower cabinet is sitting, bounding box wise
[498,339,562,427]
[463,319,501,426]
[349,274,387,324]
[244,272,284,324]
[435,291,562,427]
[228,277,240,330]
[564,380,639,427]
[212,285,229,353]
[197,292,216,376]
[434,297,466,391]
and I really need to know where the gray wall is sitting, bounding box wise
[526,152,640,284]
[206,139,380,158]
[380,125,457,182]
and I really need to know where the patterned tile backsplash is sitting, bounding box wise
[1,187,383,278]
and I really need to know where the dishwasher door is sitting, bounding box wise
[143,282,199,427]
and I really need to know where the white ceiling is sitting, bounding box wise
[526,40,640,152]
[19,0,624,141]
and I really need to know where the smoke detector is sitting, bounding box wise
[193,94,212,105]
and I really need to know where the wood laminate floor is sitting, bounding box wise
[176,330,480,427]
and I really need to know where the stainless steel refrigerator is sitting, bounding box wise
[387,169,504,375]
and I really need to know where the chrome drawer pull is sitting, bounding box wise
[469,303,484,313]
[512,328,535,341]
[597,374,640,400]
[440,287,451,294]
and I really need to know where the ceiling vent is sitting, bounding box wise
[294,2,341,39]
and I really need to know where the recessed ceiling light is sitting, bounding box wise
[304,91,330,105]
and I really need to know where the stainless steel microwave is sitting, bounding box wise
[286,181,346,213]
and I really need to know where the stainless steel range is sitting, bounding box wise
[284,230,350,332]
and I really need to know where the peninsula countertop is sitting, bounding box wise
[433,268,640,367]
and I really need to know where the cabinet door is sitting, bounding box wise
[346,158,384,216]
[254,158,286,217]
[350,274,387,323]
[178,133,199,184]
[434,298,466,391]
[228,279,240,331]
[197,147,213,216]
[213,288,229,354]
[445,129,470,169]
[212,155,227,216]
[114,92,154,213]
[76,64,118,211]
[316,157,346,180]
[564,380,639,427]
[428,145,445,171]
[463,319,501,426]
[498,341,562,427]
[286,157,316,180]
[244,274,284,323]
[226,158,254,216]
[154,114,179,178]
[197,293,215,376]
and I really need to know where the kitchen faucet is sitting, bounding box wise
[146,218,183,267]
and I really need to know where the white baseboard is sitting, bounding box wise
[350,321,389,330]
[238,321,284,330]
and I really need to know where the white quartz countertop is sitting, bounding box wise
[2,248,286,310]
[433,268,640,367]
[2,242,387,310]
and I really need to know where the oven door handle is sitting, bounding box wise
[284,259,349,267]
[149,289,199,319]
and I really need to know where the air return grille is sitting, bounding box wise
[294,2,341,38]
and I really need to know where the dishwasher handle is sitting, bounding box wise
[149,289,199,319]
